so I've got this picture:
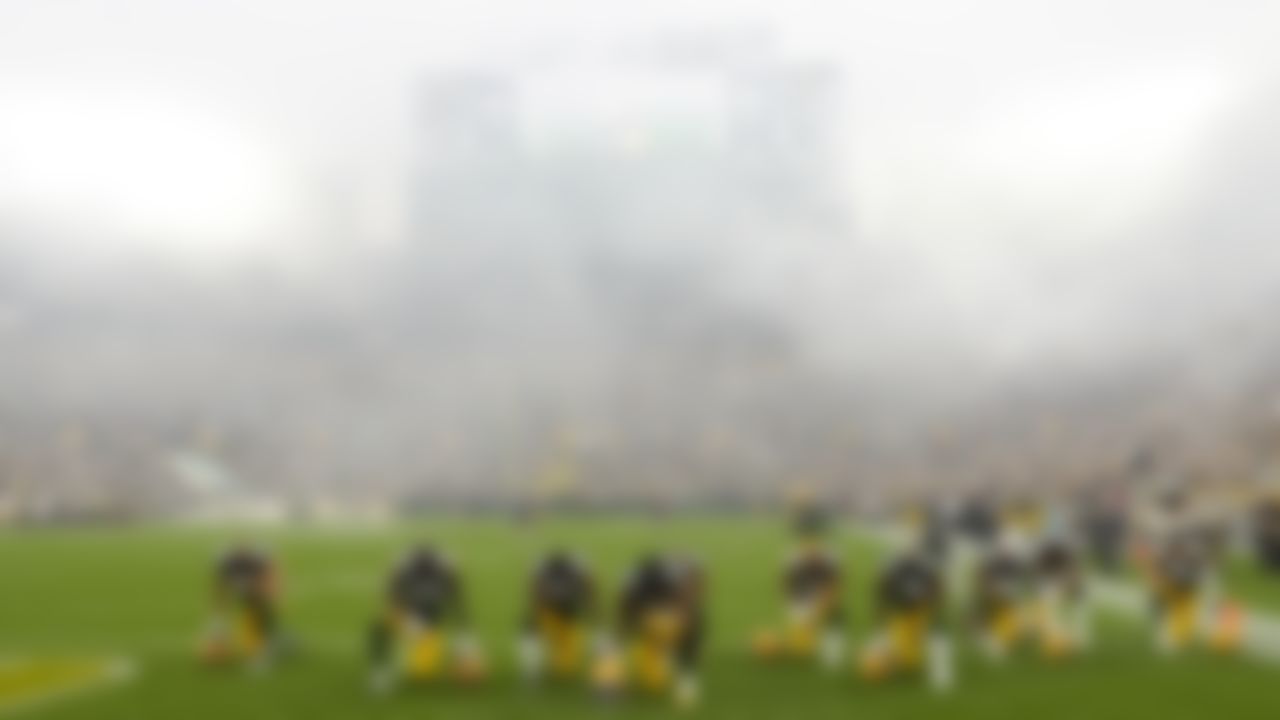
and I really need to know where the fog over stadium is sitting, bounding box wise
[1,0,1280,518]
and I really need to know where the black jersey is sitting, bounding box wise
[1254,499,1280,571]
[217,547,273,602]
[531,552,594,619]
[620,556,681,627]
[878,553,942,615]
[785,548,840,601]
[957,498,999,544]
[619,555,705,668]
[1034,539,1082,596]
[1080,494,1128,571]
[975,549,1027,609]
[389,549,464,624]
[1035,540,1075,575]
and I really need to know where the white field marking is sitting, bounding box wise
[1241,613,1280,663]
[1087,577,1148,615]
[854,524,1280,664]
[1088,577,1280,664]
[0,656,136,718]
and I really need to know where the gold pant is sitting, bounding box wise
[889,610,928,669]
[1161,591,1199,650]
[536,611,587,677]
[784,595,836,656]
[389,613,449,680]
[628,609,684,692]
[984,604,1023,650]
[860,609,929,681]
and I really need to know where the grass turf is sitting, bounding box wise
[2,516,1278,719]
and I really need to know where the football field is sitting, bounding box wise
[1,517,1278,719]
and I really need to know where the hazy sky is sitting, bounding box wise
[2,0,1280,376]
[3,0,1276,227]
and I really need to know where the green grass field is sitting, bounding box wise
[3,517,1279,719]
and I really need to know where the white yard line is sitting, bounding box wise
[1241,614,1280,663]
[1087,577,1150,616]
[1089,576,1280,664]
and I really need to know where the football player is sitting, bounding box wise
[1141,529,1242,654]
[518,549,601,682]
[368,545,486,693]
[858,547,953,692]
[1078,486,1129,573]
[752,506,846,669]
[1252,491,1280,574]
[971,536,1029,660]
[956,494,1000,546]
[594,554,706,709]
[900,500,951,563]
[1028,533,1090,658]
[200,543,284,671]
